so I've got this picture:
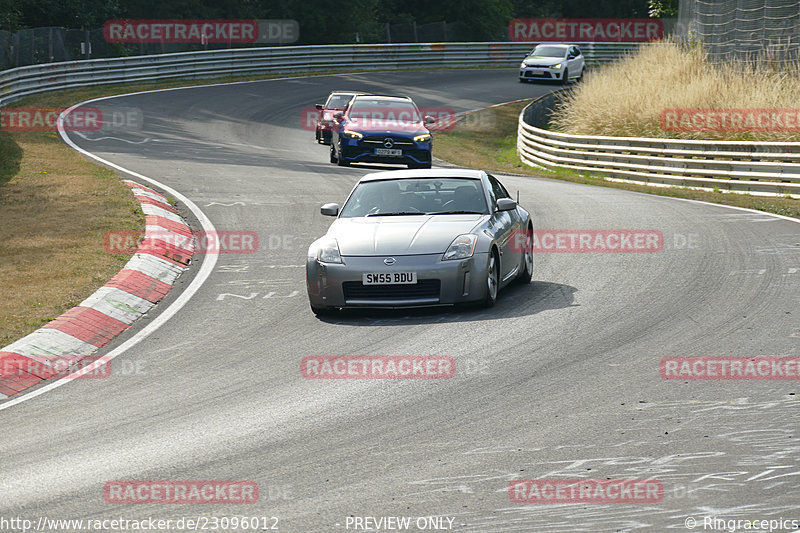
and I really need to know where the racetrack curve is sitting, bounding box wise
[1,69,799,532]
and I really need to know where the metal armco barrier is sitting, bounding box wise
[517,92,800,198]
[0,42,640,107]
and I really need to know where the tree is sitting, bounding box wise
[648,0,678,17]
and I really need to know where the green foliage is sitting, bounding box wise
[0,132,22,187]
[648,0,678,17]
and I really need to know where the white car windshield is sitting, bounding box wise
[530,46,567,58]
[325,94,354,109]
[340,178,488,217]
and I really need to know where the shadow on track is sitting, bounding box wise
[315,280,578,326]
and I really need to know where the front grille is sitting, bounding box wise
[525,71,552,78]
[362,136,416,146]
[343,279,441,301]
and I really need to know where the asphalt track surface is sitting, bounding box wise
[1,69,799,532]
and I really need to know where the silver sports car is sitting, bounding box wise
[306,169,534,315]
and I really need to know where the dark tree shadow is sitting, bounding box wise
[0,132,23,188]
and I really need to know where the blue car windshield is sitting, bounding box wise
[348,99,421,122]
[339,178,488,217]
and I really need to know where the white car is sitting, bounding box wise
[519,44,585,84]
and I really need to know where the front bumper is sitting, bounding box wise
[306,253,490,309]
[339,138,432,166]
[519,67,563,80]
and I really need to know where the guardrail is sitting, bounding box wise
[517,92,800,198]
[0,42,640,107]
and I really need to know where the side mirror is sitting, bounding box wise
[424,115,436,125]
[315,103,323,110]
[496,198,517,212]
[320,203,339,216]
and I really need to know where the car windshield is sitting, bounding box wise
[339,178,488,217]
[348,99,421,123]
[530,46,567,58]
[325,94,354,109]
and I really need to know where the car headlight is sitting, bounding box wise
[550,63,562,69]
[413,133,431,142]
[443,234,477,261]
[520,62,526,68]
[343,130,363,139]
[316,237,343,264]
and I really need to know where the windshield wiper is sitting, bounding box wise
[366,211,421,217]
[428,210,484,215]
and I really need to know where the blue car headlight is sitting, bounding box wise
[413,133,431,143]
[343,130,363,139]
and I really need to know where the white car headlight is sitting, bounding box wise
[413,133,431,142]
[317,237,343,263]
[550,63,562,69]
[443,234,477,261]
[520,62,526,68]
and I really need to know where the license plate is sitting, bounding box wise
[375,148,402,156]
[362,272,417,285]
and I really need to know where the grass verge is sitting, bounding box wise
[434,100,800,220]
[0,127,143,347]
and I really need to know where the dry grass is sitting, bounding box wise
[552,40,800,142]
[0,130,143,346]
[434,102,528,172]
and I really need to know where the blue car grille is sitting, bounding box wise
[362,136,415,146]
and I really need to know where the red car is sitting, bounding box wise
[315,91,367,145]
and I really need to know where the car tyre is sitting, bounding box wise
[516,225,534,284]
[561,68,569,85]
[482,250,499,308]
[329,144,337,164]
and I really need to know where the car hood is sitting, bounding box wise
[345,118,428,136]
[329,215,485,255]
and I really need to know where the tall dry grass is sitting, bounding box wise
[551,39,800,141]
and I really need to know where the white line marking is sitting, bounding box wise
[0,95,219,411]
